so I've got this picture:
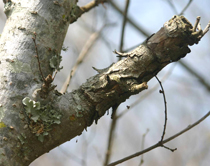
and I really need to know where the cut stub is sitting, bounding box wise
[146,15,210,62]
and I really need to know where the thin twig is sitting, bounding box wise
[107,111,210,166]
[70,0,108,24]
[80,0,107,13]
[155,76,167,142]
[179,0,193,15]
[32,32,45,82]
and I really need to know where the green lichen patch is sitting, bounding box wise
[22,97,62,142]
[0,122,6,128]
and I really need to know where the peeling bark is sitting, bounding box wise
[0,0,204,165]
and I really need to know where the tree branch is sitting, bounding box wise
[0,3,208,164]
[111,2,210,92]
[70,0,108,24]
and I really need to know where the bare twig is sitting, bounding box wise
[70,0,108,24]
[80,0,107,13]
[155,76,167,142]
[32,32,45,82]
[155,75,176,152]
[32,32,57,98]
[107,111,210,166]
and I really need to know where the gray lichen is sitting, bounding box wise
[49,51,63,71]
[22,97,62,142]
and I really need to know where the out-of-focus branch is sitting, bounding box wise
[107,110,210,166]
[61,24,112,93]
[166,0,178,14]
[104,1,130,165]
[103,108,117,166]
[119,0,130,53]
[61,31,100,93]
[139,129,149,166]
[179,0,193,15]
[70,0,108,24]
[179,60,210,91]
[165,0,193,15]
[109,1,150,37]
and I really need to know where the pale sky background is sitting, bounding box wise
[1,0,210,166]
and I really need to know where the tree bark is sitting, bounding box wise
[0,0,203,165]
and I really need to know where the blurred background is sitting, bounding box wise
[1,0,210,165]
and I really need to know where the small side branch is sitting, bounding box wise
[70,0,108,24]
[155,76,167,142]
[61,27,103,93]
[32,32,57,98]
[32,32,45,83]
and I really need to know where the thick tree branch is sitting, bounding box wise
[111,1,210,92]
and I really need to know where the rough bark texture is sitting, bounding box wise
[0,0,203,165]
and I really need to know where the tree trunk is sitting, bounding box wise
[0,0,203,165]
